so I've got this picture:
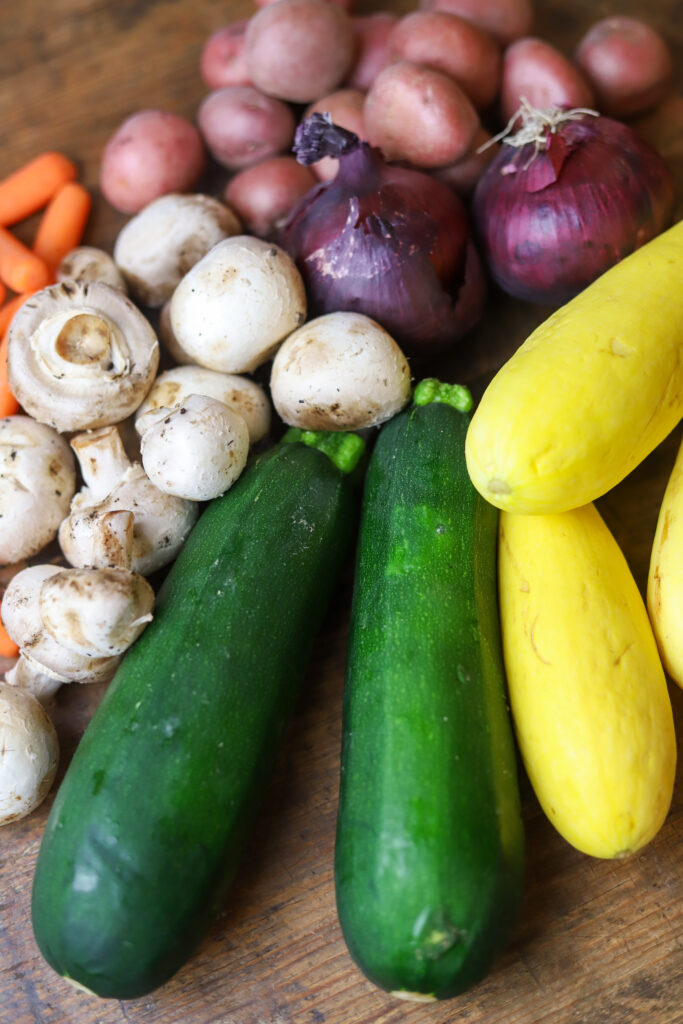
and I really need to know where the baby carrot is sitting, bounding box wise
[0,282,5,307]
[0,329,19,417]
[0,290,34,338]
[33,181,91,274]
[0,226,51,293]
[0,151,78,226]
[0,617,19,659]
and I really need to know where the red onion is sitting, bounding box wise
[472,102,675,305]
[278,114,485,358]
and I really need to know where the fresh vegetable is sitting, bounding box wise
[499,502,676,858]
[224,156,318,236]
[335,380,524,1001]
[0,682,59,826]
[472,102,674,305]
[0,616,19,659]
[385,10,502,110]
[0,332,19,417]
[346,12,397,90]
[56,246,127,291]
[245,0,355,103]
[304,88,367,181]
[270,310,411,430]
[465,219,683,514]
[200,20,251,89]
[0,151,77,227]
[197,86,296,171]
[168,235,306,373]
[32,181,91,276]
[99,110,206,214]
[364,59,480,167]
[418,0,533,47]
[647,436,683,689]
[279,115,485,357]
[575,16,673,119]
[31,429,364,999]
[0,226,50,293]
[499,37,595,123]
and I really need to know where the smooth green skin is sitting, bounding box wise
[32,441,357,1000]
[335,401,525,1000]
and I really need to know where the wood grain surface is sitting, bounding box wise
[1,2,682,1023]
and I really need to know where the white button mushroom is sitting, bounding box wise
[39,566,155,658]
[0,682,59,825]
[135,364,271,444]
[269,311,412,431]
[7,281,160,433]
[4,655,65,706]
[59,425,199,576]
[0,416,77,566]
[158,299,195,366]
[169,235,307,373]
[1,564,121,685]
[113,193,243,308]
[57,245,128,292]
[139,394,250,501]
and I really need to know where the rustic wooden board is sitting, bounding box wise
[1,2,682,1023]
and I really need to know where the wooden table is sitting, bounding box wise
[1,1,682,1022]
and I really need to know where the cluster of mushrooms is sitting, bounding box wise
[0,191,412,826]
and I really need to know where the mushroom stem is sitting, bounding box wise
[70,426,133,501]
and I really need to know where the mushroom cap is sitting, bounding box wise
[169,235,307,373]
[57,246,128,292]
[4,656,64,706]
[39,566,155,658]
[0,681,59,825]
[0,416,77,565]
[113,193,243,308]
[59,463,199,576]
[7,281,160,433]
[270,311,412,430]
[135,364,271,444]
[140,394,250,501]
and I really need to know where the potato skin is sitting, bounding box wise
[364,60,479,167]
[499,503,676,859]
[99,111,205,214]
[500,37,595,123]
[575,16,673,119]
[224,157,317,237]
[200,21,251,89]
[197,87,295,171]
[419,0,533,47]
[245,0,355,103]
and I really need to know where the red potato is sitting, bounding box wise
[99,110,205,214]
[304,89,367,181]
[500,37,595,124]
[254,0,354,9]
[197,86,296,171]
[419,0,533,47]
[224,157,318,237]
[433,126,498,195]
[386,11,501,110]
[575,16,673,119]
[245,0,355,104]
[364,61,480,168]
[346,13,399,91]
[200,21,251,89]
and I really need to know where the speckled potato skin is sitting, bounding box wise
[648,435,683,688]
[499,503,676,859]
[465,220,683,514]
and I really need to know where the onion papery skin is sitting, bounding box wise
[279,139,485,358]
[472,114,674,306]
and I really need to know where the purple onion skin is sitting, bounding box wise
[472,115,675,306]
[278,137,485,358]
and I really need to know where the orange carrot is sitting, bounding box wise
[0,226,51,293]
[0,151,78,226]
[0,290,34,338]
[0,330,19,417]
[33,181,91,274]
[0,616,19,659]
[0,282,5,307]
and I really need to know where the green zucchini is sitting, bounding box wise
[335,380,525,1001]
[31,429,364,1000]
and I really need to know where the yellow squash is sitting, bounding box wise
[466,220,683,514]
[648,432,683,688]
[499,502,676,859]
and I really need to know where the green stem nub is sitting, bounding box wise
[413,378,473,413]
[282,428,366,474]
